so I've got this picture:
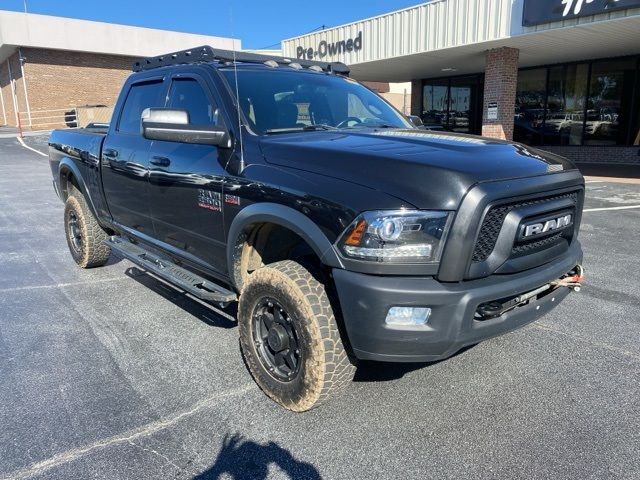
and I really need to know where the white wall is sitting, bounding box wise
[282,0,514,65]
[0,10,240,63]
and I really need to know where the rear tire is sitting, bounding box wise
[238,260,355,412]
[63,188,110,268]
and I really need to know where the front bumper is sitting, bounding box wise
[333,241,583,362]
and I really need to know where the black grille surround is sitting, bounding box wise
[471,191,579,263]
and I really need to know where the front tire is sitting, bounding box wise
[63,189,110,268]
[238,260,355,412]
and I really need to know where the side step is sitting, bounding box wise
[107,236,237,307]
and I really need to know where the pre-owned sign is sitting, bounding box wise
[296,32,362,60]
[522,0,640,26]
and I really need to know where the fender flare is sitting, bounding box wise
[226,203,344,285]
[58,159,100,220]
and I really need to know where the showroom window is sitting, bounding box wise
[514,56,640,147]
[421,76,483,135]
[514,68,547,145]
[546,63,589,146]
[584,58,637,146]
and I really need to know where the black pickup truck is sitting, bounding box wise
[49,47,584,411]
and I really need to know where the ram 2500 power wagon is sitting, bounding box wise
[49,47,585,411]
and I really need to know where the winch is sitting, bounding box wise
[477,265,584,320]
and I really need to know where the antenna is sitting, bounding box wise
[229,4,244,173]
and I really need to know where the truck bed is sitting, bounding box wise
[48,127,108,219]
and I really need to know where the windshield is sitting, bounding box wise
[220,68,412,134]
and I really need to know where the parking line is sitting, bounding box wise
[16,136,47,157]
[0,276,129,294]
[583,205,640,212]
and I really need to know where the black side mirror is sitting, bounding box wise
[141,108,231,148]
[407,115,424,128]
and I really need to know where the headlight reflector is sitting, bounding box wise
[337,210,451,264]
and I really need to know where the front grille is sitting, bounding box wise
[511,232,563,256]
[471,191,578,262]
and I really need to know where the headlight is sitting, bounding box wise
[337,210,452,264]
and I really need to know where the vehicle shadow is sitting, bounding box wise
[353,344,477,382]
[105,253,123,266]
[194,433,321,480]
[124,267,237,329]
[124,265,476,380]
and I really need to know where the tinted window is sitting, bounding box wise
[449,84,472,134]
[584,59,637,146]
[422,83,449,129]
[514,57,640,147]
[421,77,481,134]
[545,63,588,146]
[514,68,547,145]
[118,80,165,134]
[167,78,218,125]
[634,99,640,146]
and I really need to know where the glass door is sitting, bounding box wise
[422,81,449,130]
[422,76,483,134]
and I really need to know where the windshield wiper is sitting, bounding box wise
[344,123,398,130]
[302,124,337,131]
[264,124,337,135]
[366,123,398,129]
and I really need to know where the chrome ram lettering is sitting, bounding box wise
[524,214,572,238]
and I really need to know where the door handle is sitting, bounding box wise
[103,148,118,159]
[150,156,171,167]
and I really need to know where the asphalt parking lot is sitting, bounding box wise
[1,136,639,480]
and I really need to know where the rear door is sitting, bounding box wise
[101,77,167,235]
[148,72,229,273]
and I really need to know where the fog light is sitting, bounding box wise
[385,307,431,326]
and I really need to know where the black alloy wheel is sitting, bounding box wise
[67,210,83,254]
[251,298,301,382]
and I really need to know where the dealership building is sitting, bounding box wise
[0,10,239,130]
[283,0,640,165]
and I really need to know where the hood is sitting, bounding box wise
[259,129,575,209]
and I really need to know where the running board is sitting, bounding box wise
[107,236,237,307]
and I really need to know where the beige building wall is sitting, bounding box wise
[0,48,133,129]
[21,48,133,129]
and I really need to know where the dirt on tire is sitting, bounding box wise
[63,188,111,268]
[238,260,355,412]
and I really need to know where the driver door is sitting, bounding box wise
[148,73,228,273]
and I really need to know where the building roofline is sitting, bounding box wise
[0,10,240,62]
[281,1,434,43]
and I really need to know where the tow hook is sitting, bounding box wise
[476,265,585,320]
[551,264,584,292]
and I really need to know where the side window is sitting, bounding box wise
[167,78,219,125]
[117,80,165,134]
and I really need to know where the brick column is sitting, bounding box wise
[482,47,519,140]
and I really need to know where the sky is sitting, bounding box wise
[2,0,425,49]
